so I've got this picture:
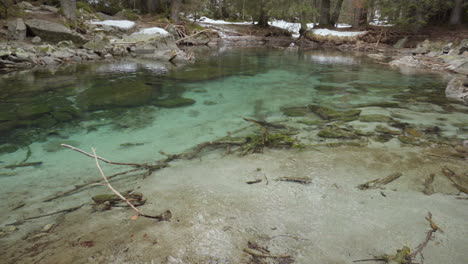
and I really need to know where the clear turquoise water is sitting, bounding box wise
[0,48,467,207]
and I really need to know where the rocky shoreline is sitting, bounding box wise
[1,1,468,104]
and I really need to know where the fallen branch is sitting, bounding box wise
[243,248,291,259]
[43,168,144,202]
[91,148,170,221]
[7,204,85,226]
[408,212,441,262]
[276,176,312,184]
[442,166,468,194]
[62,144,149,167]
[176,29,211,43]
[243,118,268,144]
[358,172,402,190]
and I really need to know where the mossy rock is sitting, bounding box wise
[359,114,393,123]
[92,194,120,204]
[0,121,17,132]
[77,80,159,111]
[398,136,422,145]
[375,125,402,135]
[0,144,19,154]
[404,128,424,138]
[355,102,401,108]
[281,106,310,117]
[317,127,359,139]
[373,134,394,143]
[297,119,323,126]
[308,104,361,121]
[154,97,196,108]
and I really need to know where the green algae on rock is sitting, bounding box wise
[154,97,196,108]
[359,114,393,123]
[317,127,360,139]
[281,106,310,117]
[308,104,361,121]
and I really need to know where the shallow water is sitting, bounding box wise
[1,47,468,263]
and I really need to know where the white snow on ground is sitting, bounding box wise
[133,27,170,36]
[312,28,367,37]
[198,16,252,25]
[91,20,136,29]
[196,16,366,38]
[269,20,315,37]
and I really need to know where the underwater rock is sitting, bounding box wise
[355,102,401,108]
[203,100,217,106]
[372,133,394,143]
[281,106,310,117]
[0,144,19,154]
[404,128,424,138]
[92,194,121,204]
[398,136,422,146]
[446,77,468,104]
[297,119,324,126]
[154,97,196,108]
[375,125,402,135]
[77,80,159,111]
[43,140,79,152]
[308,104,361,121]
[359,114,393,123]
[317,127,359,139]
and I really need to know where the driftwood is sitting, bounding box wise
[276,176,312,184]
[176,29,211,43]
[246,179,262,184]
[43,168,146,202]
[358,172,402,190]
[91,147,171,221]
[243,241,292,259]
[441,166,468,194]
[353,212,441,264]
[7,204,85,226]
[4,162,43,169]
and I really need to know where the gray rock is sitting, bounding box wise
[83,38,110,55]
[41,56,62,65]
[35,44,56,56]
[31,36,42,44]
[393,37,408,49]
[447,59,468,75]
[389,56,421,68]
[72,56,83,62]
[51,49,75,60]
[111,46,127,56]
[18,1,34,10]
[104,53,113,59]
[8,18,27,41]
[40,5,59,13]
[25,19,86,44]
[446,77,468,104]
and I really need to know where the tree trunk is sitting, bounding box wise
[60,0,76,22]
[330,0,344,26]
[450,0,464,25]
[319,0,331,26]
[352,0,367,28]
[170,0,181,22]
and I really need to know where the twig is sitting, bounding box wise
[358,172,402,190]
[408,212,441,261]
[176,29,211,43]
[7,204,85,225]
[62,144,148,167]
[43,168,143,202]
[92,148,142,216]
[91,148,171,221]
[276,176,312,184]
[442,166,468,194]
[353,258,386,263]
[243,248,291,259]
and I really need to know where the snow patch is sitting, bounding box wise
[197,16,251,25]
[312,28,366,37]
[133,27,170,36]
[91,20,136,29]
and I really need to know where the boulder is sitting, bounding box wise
[40,5,59,13]
[8,18,27,41]
[446,58,468,75]
[25,19,86,44]
[393,37,408,49]
[446,77,468,104]
[31,36,42,44]
[18,1,34,10]
[83,37,110,55]
[389,56,421,68]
